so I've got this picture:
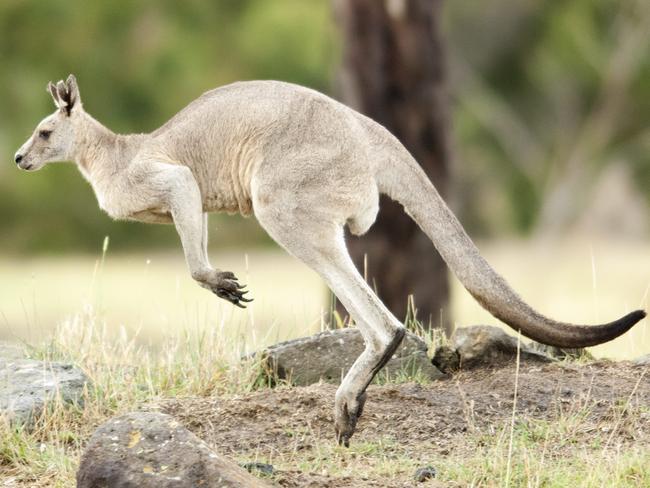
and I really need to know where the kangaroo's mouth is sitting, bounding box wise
[17,162,35,171]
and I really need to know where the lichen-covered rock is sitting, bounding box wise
[431,345,460,374]
[76,412,271,488]
[260,328,443,386]
[414,466,437,482]
[0,356,87,425]
[241,462,274,476]
[527,341,592,361]
[451,326,552,369]
[633,354,650,366]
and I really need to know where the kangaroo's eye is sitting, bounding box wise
[38,130,52,140]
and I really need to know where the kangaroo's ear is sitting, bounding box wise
[65,74,81,107]
[47,81,64,110]
[54,74,81,116]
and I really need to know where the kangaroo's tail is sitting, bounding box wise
[374,145,645,348]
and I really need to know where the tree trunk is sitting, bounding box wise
[333,0,452,333]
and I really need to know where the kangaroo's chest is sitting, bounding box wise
[87,167,172,223]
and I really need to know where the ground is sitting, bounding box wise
[0,240,648,486]
[157,361,650,487]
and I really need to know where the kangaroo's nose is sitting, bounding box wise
[14,154,23,164]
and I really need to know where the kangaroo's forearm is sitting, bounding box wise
[166,166,212,281]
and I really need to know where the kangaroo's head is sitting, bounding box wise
[14,74,84,171]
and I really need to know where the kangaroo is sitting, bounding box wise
[15,75,646,446]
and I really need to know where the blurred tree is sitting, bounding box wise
[448,0,650,237]
[333,0,452,332]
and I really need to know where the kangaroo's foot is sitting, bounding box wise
[200,270,253,308]
[334,327,406,446]
[335,391,367,447]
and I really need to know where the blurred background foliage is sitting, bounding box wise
[449,0,650,238]
[0,0,648,254]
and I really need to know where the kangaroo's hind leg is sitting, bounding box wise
[254,202,405,446]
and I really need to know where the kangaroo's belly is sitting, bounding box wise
[193,156,256,217]
[202,192,253,216]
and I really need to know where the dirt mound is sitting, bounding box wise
[157,361,649,487]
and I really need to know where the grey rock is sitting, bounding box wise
[241,462,274,476]
[451,326,552,369]
[0,357,87,425]
[260,328,444,386]
[414,466,437,482]
[633,354,650,366]
[77,411,272,488]
[527,341,592,361]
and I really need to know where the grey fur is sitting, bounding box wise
[15,76,646,445]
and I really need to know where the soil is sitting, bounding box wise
[157,361,650,487]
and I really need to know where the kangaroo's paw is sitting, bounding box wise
[334,391,367,447]
[207,271,253,308]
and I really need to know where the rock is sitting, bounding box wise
[241,462,274,476]
[451,326,552,369]
[527,342,593,361]
[414,466,437,482]
[260,328,444,386]
[77,412,272,488]
[0,357,87,425]
[431,346,460,374]
[633,354,650,366]
[0,342,26,360]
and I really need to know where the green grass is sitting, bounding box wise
[260,414,650,487]
[438,437,650,487]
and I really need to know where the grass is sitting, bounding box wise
[435,425,650,487]
[1,237,648,359]
[0,248,328,351]
[240,408,650,487]
[0,237,649,486]
[1,306,269,487]
[1,307,648,487]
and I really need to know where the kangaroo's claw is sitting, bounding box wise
[210,271,254,308]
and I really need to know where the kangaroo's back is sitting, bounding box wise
[145,81,366,215]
